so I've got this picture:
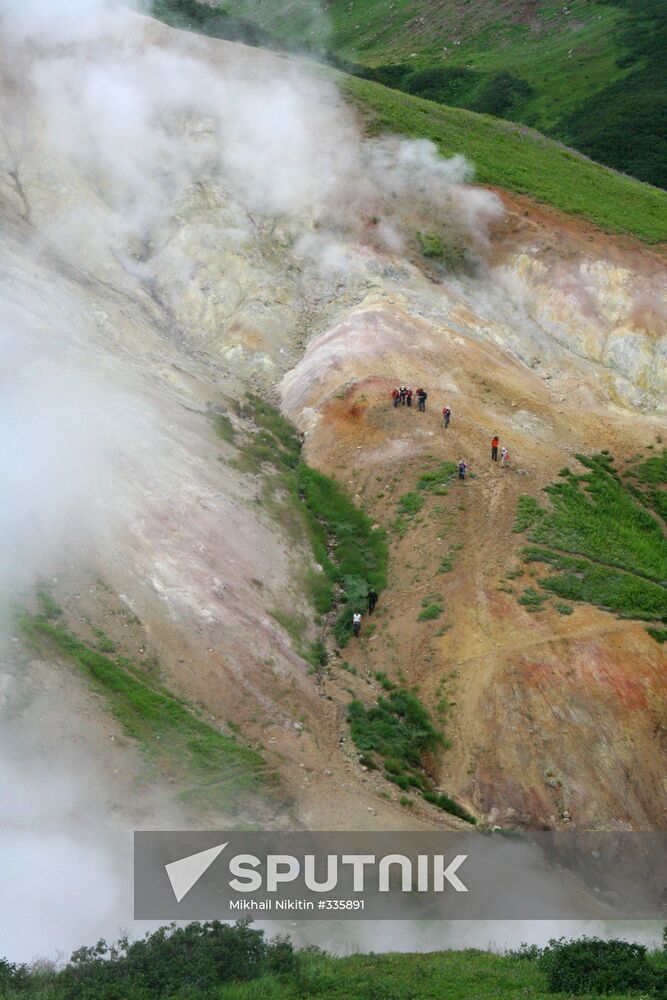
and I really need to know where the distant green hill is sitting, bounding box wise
[153,0,667,190]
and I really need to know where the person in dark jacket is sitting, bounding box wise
[367,588,378,614]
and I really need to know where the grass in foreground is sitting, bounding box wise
[20,596,270,811]
[513,452,667,636]
[4,922,666,999]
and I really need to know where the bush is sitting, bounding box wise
[470,71,534,118]
[418,602,443,620]
[417,232,445,258]
[538,936,657,995]
[347,690,475,822]
[55,921,293,998]
[0,958,29,992]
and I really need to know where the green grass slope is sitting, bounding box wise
[20,595,272,811]
[154,0,667,190]
[513,450,667,639]
[338,73,667,242]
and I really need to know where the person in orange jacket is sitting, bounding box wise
[491,435,499,461]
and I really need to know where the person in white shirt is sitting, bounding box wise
[352,612,362,638]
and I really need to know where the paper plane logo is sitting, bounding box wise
[165,842,227,902]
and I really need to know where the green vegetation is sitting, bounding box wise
[161,0,667,191]
[517,587,547,611]
[7,924,667,998]
[211,410,237,444]
[514,453,667,638]
[417,231,445,258]
[537,935,667,996]
[397,490,424,515]
[418,595,444,620]
[348,688,474,822]
[21,596,269,811]
[152,0,284,50]
[559,0,667,189]
[625,447,667,520]
[339,74,667,242]
[152,0,667,239]
[219,394,387,649]
[416,461,458,492]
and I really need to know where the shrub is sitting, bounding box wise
[518,587,546,610]
[56,920,294,998]
[538,936,658,995]
[347,690,475,822]
[418,602,443,620]
[470,71,534,118]
[417,232,445,258]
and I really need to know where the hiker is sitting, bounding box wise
[417,388,427,412]
[491,435,499,462]
[406,387,413,407]
[458,459,467,480]
[501,446,509,467]
[442,406,451,428]
[367,588,378,614]
[399,386,407,405]
[352,612,362,638]
[391,387,400,408]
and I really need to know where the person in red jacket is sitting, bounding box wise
[491,435,499,461]
[442,406,451,428]
[391,387,400,408]
[406,387,413,407]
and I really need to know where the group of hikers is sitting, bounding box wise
[391,386,428,411]
[391,386,452,425]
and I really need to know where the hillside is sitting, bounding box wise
[154,0,667,189]
[336,73,667,242]
[1,0,666,960]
